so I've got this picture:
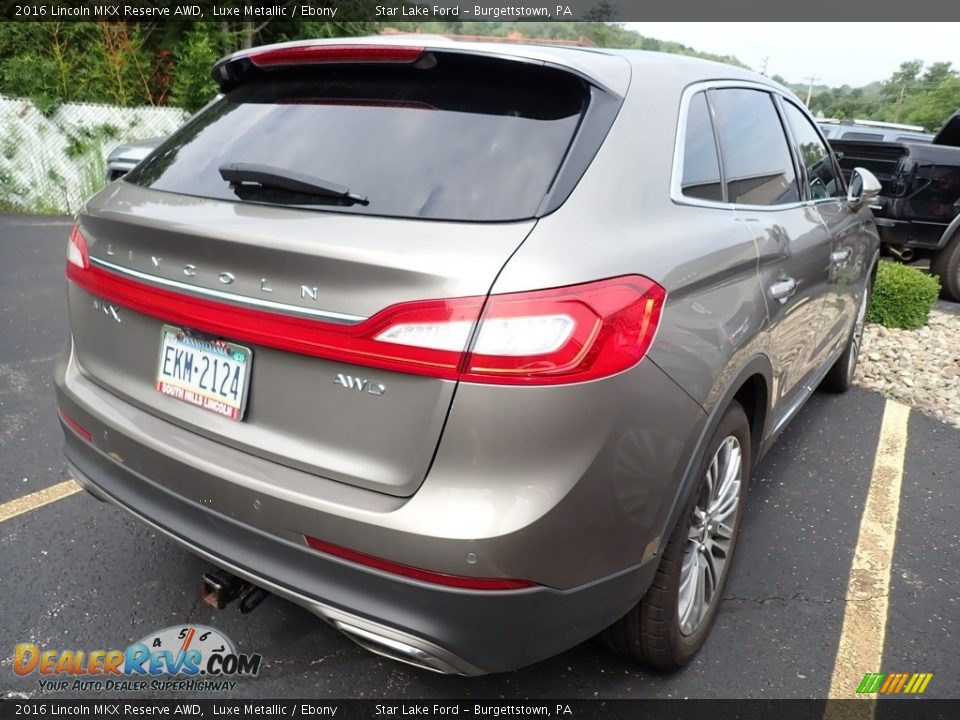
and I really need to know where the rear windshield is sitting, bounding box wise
[126,54,589,222]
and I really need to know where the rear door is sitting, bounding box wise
[709,87,833,416]
[69,49,601,497]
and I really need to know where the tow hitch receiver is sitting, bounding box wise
[202,569,270,614]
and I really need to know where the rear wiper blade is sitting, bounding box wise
[218,163,368,205]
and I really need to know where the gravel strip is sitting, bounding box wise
[855,308,960,429]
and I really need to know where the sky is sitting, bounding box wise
[624,23,960,88]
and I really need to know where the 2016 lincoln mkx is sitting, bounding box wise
[55,36,881,675]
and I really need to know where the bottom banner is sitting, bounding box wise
[0,700,957,720]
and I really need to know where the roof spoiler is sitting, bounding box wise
[212,44,431,92]
[210,37,630,97]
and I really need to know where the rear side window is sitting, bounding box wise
[711,89,799,206]
[782,101,844,200]
[126,55,590,222]
[681,93,723,202]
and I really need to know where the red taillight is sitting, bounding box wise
[375,276,666,385]
[67,251,665,386]
[67,224,89,270]
[248,45,424,68]
[463,277,665,385]
[304,535,535,590]
[58,408,92,442]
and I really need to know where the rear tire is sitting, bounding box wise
[821,276,872,393]
[931,234,960,303]
[600,401,751,670]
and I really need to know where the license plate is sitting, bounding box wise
[155,325,252,421]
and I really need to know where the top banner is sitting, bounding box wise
[3,0,960,22]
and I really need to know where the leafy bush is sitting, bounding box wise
[0,168,27,211]
[167,29,219,113]
[0,23,155,111]
[866,261,940,330]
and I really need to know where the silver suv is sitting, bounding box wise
[56,37,881,675]
[105,137,164,182]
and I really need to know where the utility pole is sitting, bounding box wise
[895,82,907,123]
[804,76,821,106]
[759,56,769,75]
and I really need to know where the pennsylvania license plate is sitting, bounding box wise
[155,325,252,421]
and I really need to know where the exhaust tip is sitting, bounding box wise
[887,245,915,262]
[333,621,464,675]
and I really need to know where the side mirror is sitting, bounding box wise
[847,167,882,209]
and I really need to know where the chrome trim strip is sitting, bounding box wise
[90,256,366,325]
[769,342,844,439]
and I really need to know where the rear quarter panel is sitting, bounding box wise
[493,59,772,415]
[489,59,773,569]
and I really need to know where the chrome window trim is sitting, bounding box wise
[671,79,819,213]
[89,256,367,325]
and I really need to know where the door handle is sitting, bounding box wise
[831,248,852,264]
[769,277,797,304]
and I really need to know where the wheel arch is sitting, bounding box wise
[936,213,960,250]
[733,372,769,470]
[652,354,772,562]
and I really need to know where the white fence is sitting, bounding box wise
[0,95,189,214]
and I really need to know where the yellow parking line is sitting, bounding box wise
[826,400,910,709]
[0,480,82,524]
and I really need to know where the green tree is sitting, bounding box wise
[0,23,87,112]
[921,61,955,88]
[168,27,220,113]
[82,22,155,106]
[883,59,924,122]
[0,23,156,110]
[905,75,960,131]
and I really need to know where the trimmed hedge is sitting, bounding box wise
[866,261,941,330]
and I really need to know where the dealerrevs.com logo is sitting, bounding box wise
[13,625,262,692]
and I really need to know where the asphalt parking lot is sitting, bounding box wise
[1,215,958,700]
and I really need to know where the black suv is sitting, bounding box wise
[832,110,960,301]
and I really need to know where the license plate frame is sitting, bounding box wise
[155,325,253,421]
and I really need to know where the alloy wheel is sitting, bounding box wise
[678,435,742,636]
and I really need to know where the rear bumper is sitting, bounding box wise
[61,428,656,674]
[55,344,668,675]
